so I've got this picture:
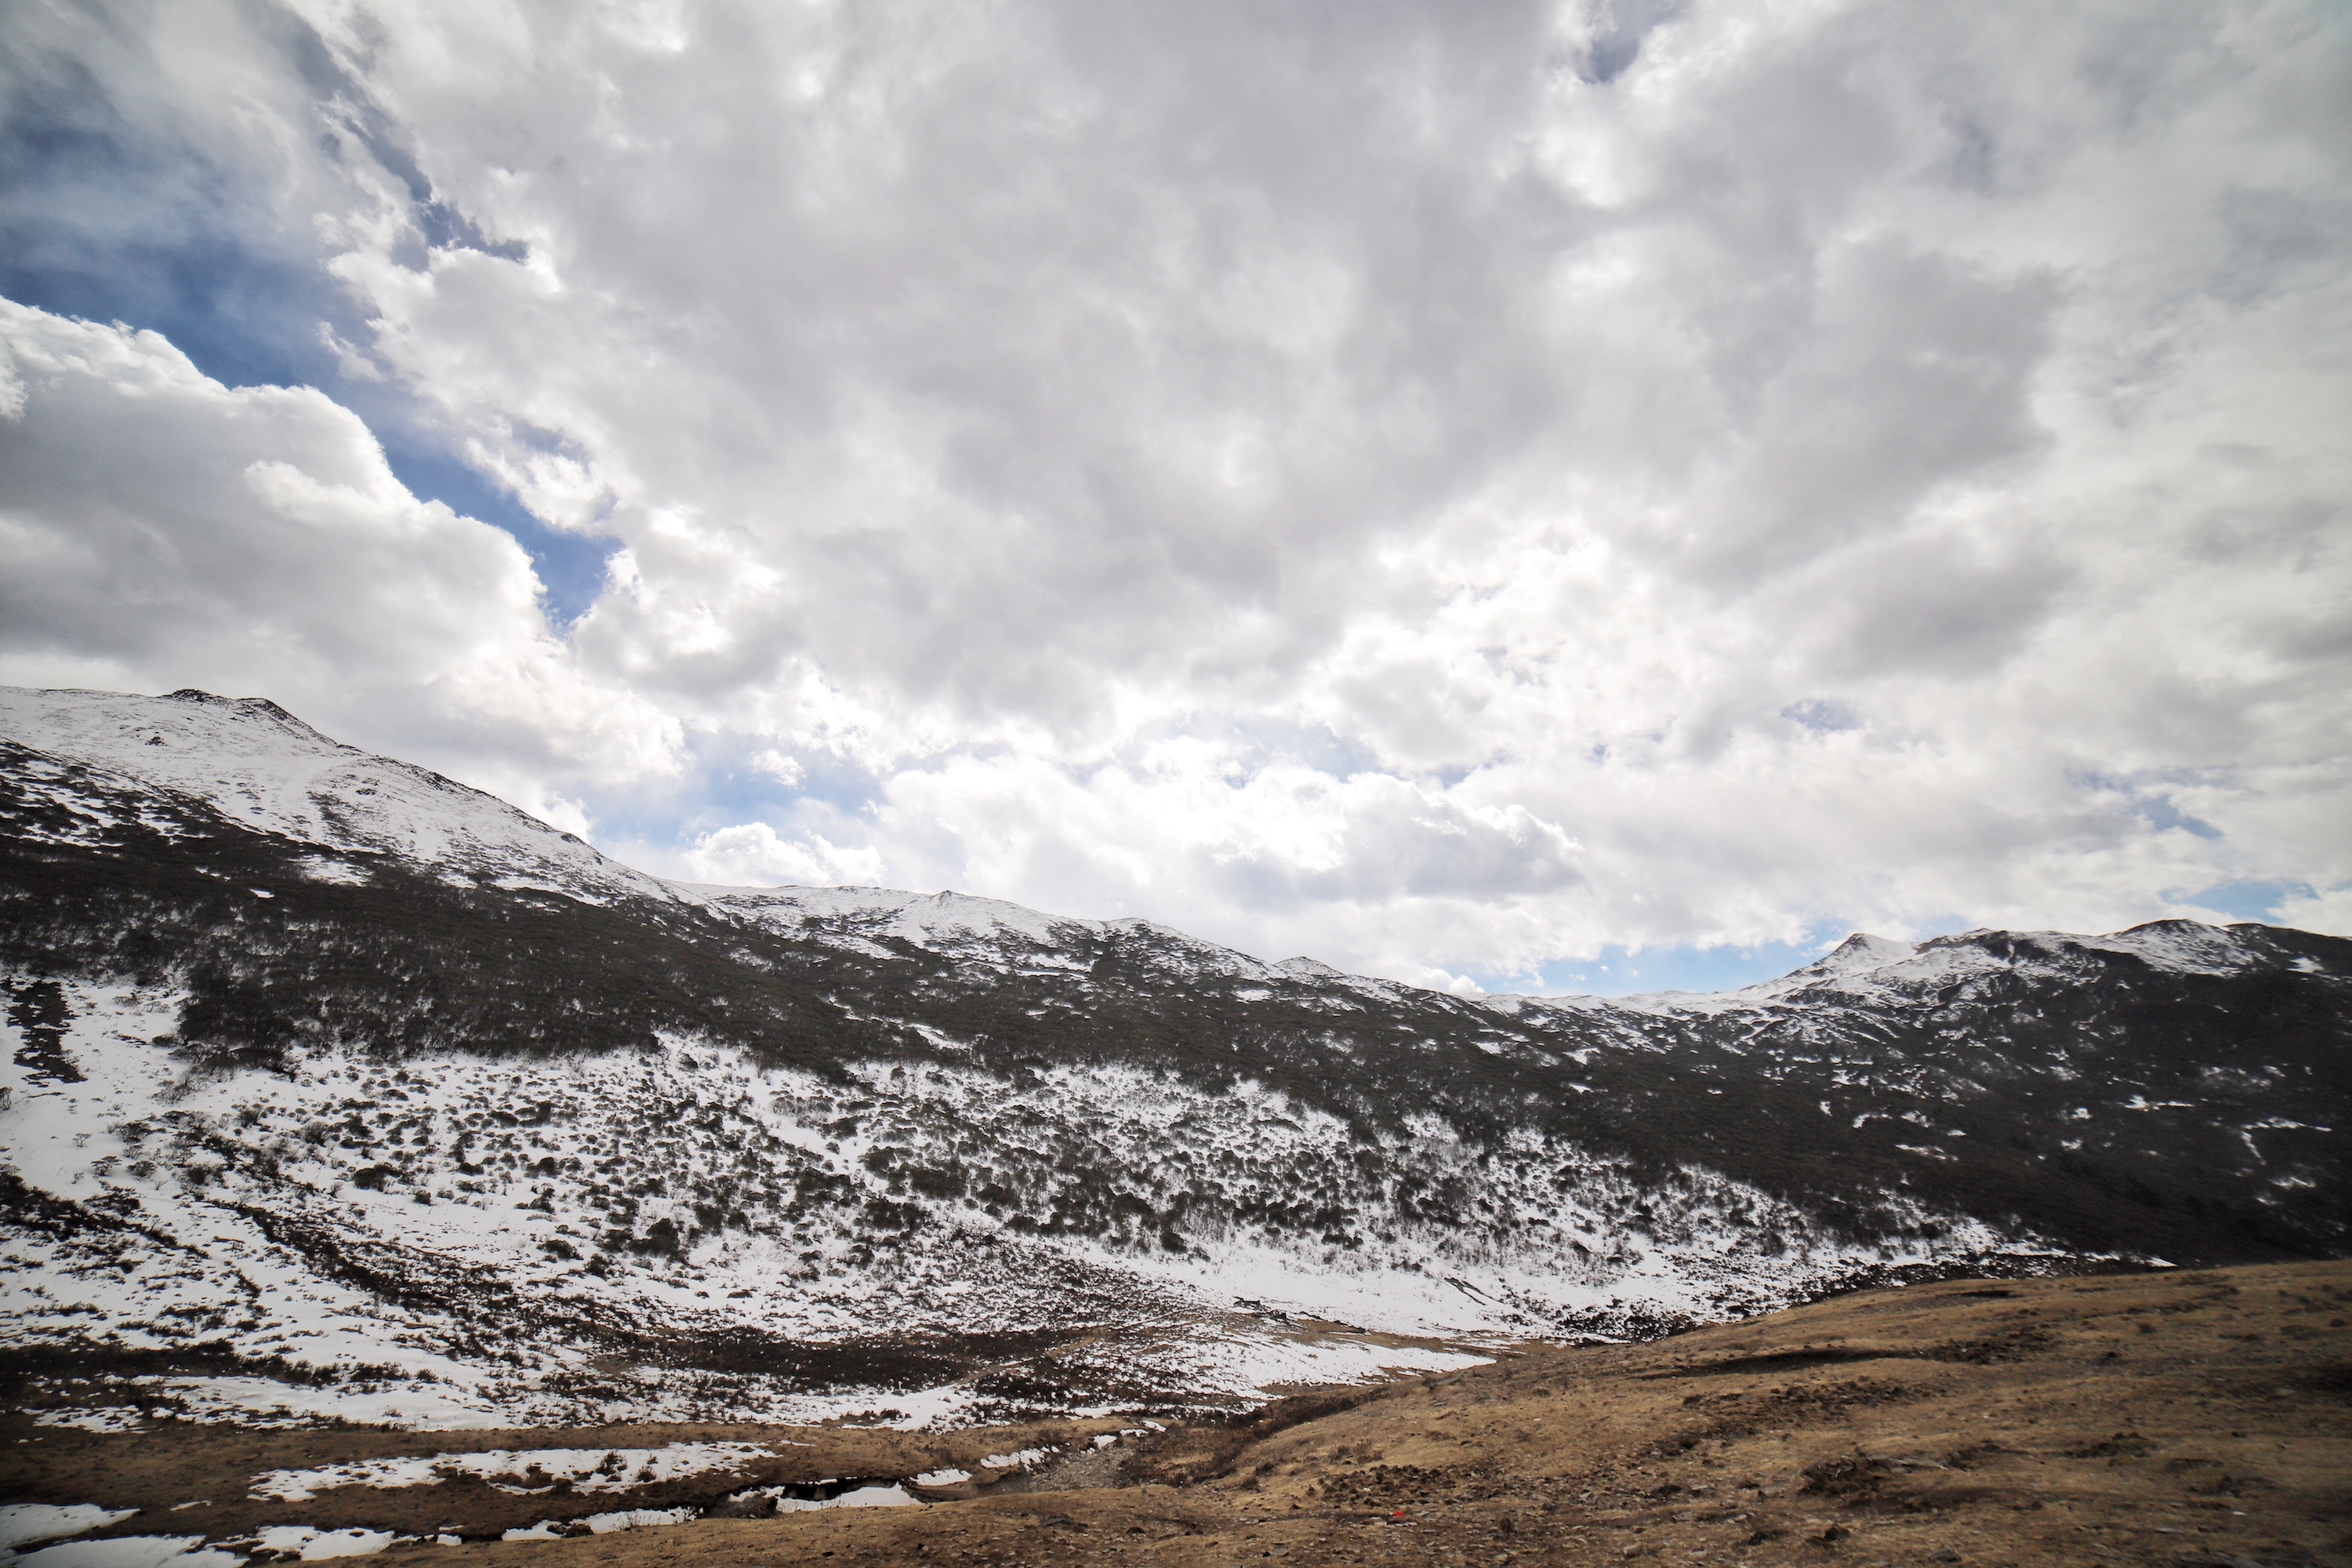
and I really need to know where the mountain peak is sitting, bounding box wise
[0,683,670,904]
[1817,931,1918,971]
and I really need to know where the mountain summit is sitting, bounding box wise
[3,687,2345,1430]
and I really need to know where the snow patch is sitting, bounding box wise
[0,1508,140,1552]
[251,1446,778,1501]
[240,1526,394,1560]
[5,1539,244,1568]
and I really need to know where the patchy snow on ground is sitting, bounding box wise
[579,1510,697,1534]
[978,1449,1054,1472]
[250,1445,781,1502]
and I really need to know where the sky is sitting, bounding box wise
[1,0,2347,996]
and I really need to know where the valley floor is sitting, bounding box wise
[5,1259,2347,1566]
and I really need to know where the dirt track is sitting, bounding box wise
[6,1259,2347,1565]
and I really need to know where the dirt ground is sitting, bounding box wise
[5,1258,2347,1566]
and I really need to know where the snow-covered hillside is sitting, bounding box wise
[5,975,2012,1432]
[3,686,2346,1433]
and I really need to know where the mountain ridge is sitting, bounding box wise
[2,684,2296,1015]
[2,685,2345,1432]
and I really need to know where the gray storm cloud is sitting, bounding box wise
[0,0,2347,988]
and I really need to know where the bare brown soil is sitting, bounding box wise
[6,1259,2347,1566]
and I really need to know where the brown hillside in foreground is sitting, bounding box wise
[7,1260,2348,1565]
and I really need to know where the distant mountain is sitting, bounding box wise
[2,686,2344,1431]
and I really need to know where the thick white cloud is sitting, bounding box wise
[0,301,680,830]
[683,822,884,890]
[2,0,2347,983]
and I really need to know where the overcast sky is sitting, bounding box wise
[2,0,2347,994]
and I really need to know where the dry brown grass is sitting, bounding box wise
[7,1259,2347,1566]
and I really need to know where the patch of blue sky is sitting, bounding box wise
[1464,935,1838,1000]
[374,437,618,627]
[2176,880,2307,924]
[576,735,887,857]
[2133,796,2223,840]
[0,96,616,623]
[2070,770,2224,840]
[1780,699,1860,733]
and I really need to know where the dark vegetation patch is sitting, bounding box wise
[0,1340,400,1405]
[2289,1361,2352,1398]
[1799,1452,1897,1497]
[0,1168,199,1256]
[5,972,79,1082]
[1301,1462,1463,1508]
[1674,1377,1930,1448]
[663,1325,1091,1390]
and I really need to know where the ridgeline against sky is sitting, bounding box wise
[0,0,2345,993]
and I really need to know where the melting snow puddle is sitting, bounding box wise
[251,1443,781,1501]
[716,1479,929,1517]
[501,1509,696,1541]
[775,1486,916,1512]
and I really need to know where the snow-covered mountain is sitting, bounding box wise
[3,687,2346,1432]
[0,685,673,905]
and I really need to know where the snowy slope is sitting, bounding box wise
[7,978,1973,1432]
